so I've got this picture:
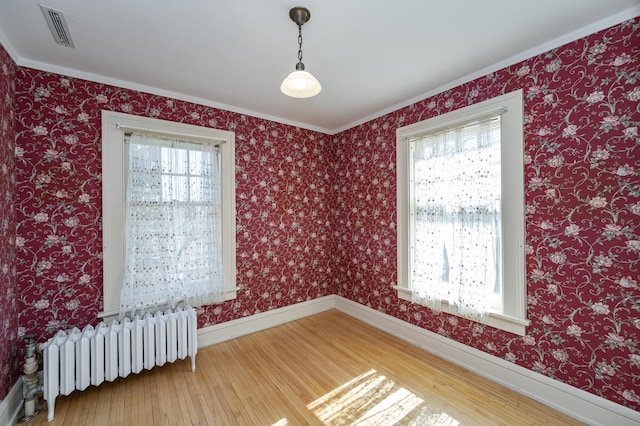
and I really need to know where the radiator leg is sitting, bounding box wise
[47,397,56,422]
[191,353,196,372]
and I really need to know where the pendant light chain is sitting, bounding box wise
[297,25,304,63]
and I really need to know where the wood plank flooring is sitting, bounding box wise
[26,310,583,425]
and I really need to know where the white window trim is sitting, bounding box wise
[100,110,237,317]
[395,90,529,336]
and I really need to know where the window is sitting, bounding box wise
[395,90,529,335]
[101,111,237,317]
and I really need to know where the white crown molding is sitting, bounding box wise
[0,24,330,135]
[0,26,19,63]
[2,7,638,136]
[9,53,333,135]
[332,6,640,134]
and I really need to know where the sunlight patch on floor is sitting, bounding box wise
[307,369,460,425]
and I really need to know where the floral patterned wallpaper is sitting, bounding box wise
[333,18,639,410]
[0,44,19,401]
[13,60,336,384]
[0,16,637,412]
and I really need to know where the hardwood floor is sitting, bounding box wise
[26,310,583,425]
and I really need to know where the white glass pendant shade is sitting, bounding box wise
[280,70,321,98]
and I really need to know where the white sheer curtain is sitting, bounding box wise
[411,115,502,320]
[119,133,225,318]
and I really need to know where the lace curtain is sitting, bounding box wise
[120,133,225,318]
[411,115,502,320]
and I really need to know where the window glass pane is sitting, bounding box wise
[189,150,209,176]
[161,145,187,175]
[190,176,212,202]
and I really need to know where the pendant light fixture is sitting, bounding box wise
[280,7,321,98]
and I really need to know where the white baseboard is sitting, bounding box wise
[0,377,23,426]
[334,296,640,426]
[6,296,636,425]
[197,295,336,348]
[197,295,639,424]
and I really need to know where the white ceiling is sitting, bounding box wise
[0,1,638,134]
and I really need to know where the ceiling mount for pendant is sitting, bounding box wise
[289,7,310,27]
[280,6,321,99]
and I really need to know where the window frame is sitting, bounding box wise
[101,110,237,317]
[395,90,529,335]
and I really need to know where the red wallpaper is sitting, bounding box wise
[333,18,640,410]
[1,17,638,411]
[0,44,19,400]
[13,72,337,357]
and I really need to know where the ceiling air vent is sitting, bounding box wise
[40,5,75,48]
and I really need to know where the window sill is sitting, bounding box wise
[98,287,240,321]
[394,286,529,336]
